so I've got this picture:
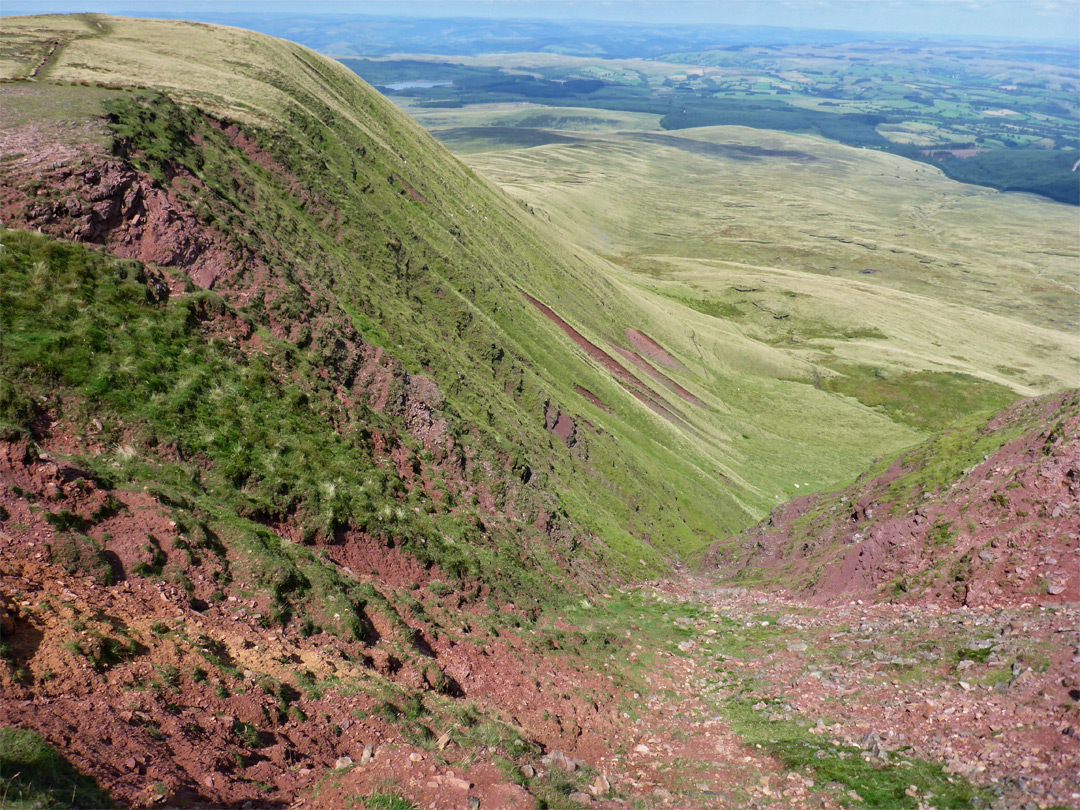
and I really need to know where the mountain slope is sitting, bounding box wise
[1,14,944,574]
[1,14,1077,810]
[1,13,733,575]
[708,391,1080,606]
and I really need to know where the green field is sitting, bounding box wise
[451,124,1078,436]
[342,43,1080,204]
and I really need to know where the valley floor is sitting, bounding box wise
[4,555,1077,810]
[313,578,1079,810]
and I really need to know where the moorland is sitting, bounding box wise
[0,12,1077,810]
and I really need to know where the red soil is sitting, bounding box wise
[625,328,684,371]
[0,424,832,809]
[523,294,636,386]
[712,391,1080,608]
[524,294,691,429]
[610,343,702,406]
[658,576,1080,810]
[0,132,256,292]
[545,402,577,446]
[574,385,614,415]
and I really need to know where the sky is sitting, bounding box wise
[3,0,1078,41]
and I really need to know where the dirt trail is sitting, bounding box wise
[655,577,1080,810]
[523,293,637,387]
[27,40,64,80]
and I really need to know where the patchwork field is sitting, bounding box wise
[342,38,1080,203]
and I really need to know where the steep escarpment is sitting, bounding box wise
[0,14,764,808]
[1,15,771,580]
[3,14,1077,810]
[0,229,640,809]
[710,391,1080,607]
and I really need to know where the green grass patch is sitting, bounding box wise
[0,727,116,809]
[356,794,417,810]
[722,699,985,809]
[819,366,1019,432]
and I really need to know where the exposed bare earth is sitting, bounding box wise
[657,577,1080,810]
[0,332,1076,810]
[0,425,838,809]
[624,329,685,372]
[712,392,1080,609]
[4,479,1078,810]
[523,293,698,431]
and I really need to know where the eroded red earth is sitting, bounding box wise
[2,85,1078,810]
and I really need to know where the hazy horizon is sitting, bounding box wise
[3,0,1078,43]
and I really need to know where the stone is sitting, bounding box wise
[787,642,808,653]
[542,750,575,772]
[334,756,353,769]
[590,773,611,796]
[568,792,592,804]
[652,787,674,804]
[360,743,374,764]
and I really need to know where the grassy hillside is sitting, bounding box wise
[0,13,956,577]
[454,125,1078,409]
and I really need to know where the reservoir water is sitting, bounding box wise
[382,80,453,90]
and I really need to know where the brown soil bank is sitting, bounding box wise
[709,390,1080,608]
[625,328,684,371]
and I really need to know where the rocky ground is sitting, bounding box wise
[654,577,1080,810]
[711,392,1080,610]
[1,354,1076,810]
[2,408,1078,809]
[4,528,1078,810]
